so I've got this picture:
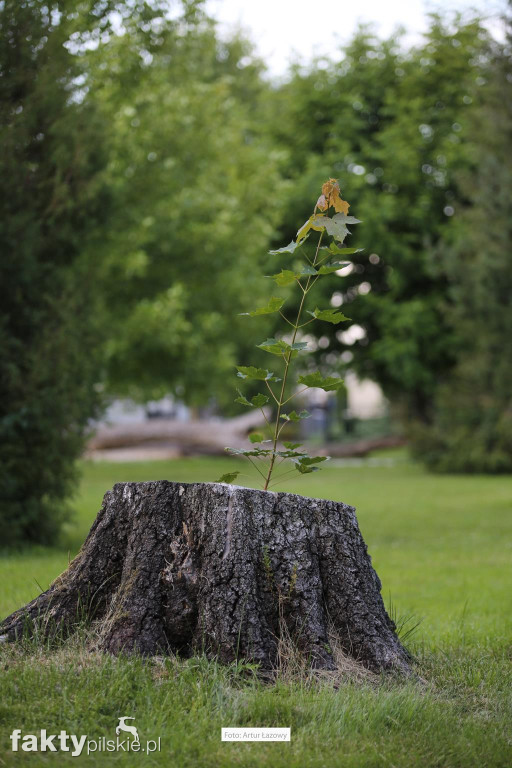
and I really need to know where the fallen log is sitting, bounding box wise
[86,411,269,456]
[326,436,406,458]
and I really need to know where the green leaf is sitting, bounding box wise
[227,447,273,457]
[310,214,328,231]
[283,441,303,450]
[267,265,317,286]
[313,214,348,243]
[251,393,269,407]
[257,338,309,356]
[307,214,328,233]
[268,269,300,287]
[292,454,328,474]
[343,216,362,224]
[298,372,344,392]
[249,432,264,444]
[309,212,360,244]
[241,296,284,317]
[307,308,350,324]
[317,261,349,275]
[235,389,252,407]
[280,410,310,422]
[217,472,240,484]
[257,338,288,356]
[298,264,318,276]
[295,455,329,466]
[235,391,270,408]
[297,213,359,244]
[329,244,363,255]
[290,341,309,351]
[277,449,307,458]
[269,240,300,255]
[237,366,281,382]
[295,463,320,474]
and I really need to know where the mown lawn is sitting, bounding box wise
[1,455,511,767]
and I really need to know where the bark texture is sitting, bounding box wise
[0,482,411,674]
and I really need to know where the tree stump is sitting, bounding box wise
[0,482,411,674]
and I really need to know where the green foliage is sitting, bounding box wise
[84,2,284,408]
[0,0,111,544]
[411,30,512,473]
[297,372,344,391]
[257,338,309,356]
[267,16,494,430]
[317,261,351,275]
[2,0,509,550]
[269,269,302,286]
[268,241,301,255]
[328,245,362,256]
[307,308,350,324]
[251,394,270,408]
[241,297,285,317]
[295,456,327,473]
[280,411,310,422]
[226,179,355,489]
[235,390,270,408]
[236,366,281,382]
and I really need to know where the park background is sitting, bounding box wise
[1,0,511,766]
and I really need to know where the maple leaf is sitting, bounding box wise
[333,196,350,214]
[321,178,340,200]
[321,178,350,215]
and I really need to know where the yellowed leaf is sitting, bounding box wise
[333,196,350,214]
[321,178,339,200]
[320,177,350,215]
[297,217,313,243]
[316,194,328,211]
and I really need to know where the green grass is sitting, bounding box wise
[1,455,511,766]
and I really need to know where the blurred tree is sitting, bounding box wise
[0,0,112,544]
[86,1,285,409]
[266,17,491,428]
[411,19,512,472]
[0,0,284,544]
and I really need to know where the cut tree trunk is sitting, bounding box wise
[0,482,411,674]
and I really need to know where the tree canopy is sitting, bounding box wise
[0,0,113,543]
[85,2,284,407]
[1,1,510,543]
[265,17,494,425]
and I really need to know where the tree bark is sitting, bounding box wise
[0,482,411,674]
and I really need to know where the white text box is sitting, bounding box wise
[221,728,290,742]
